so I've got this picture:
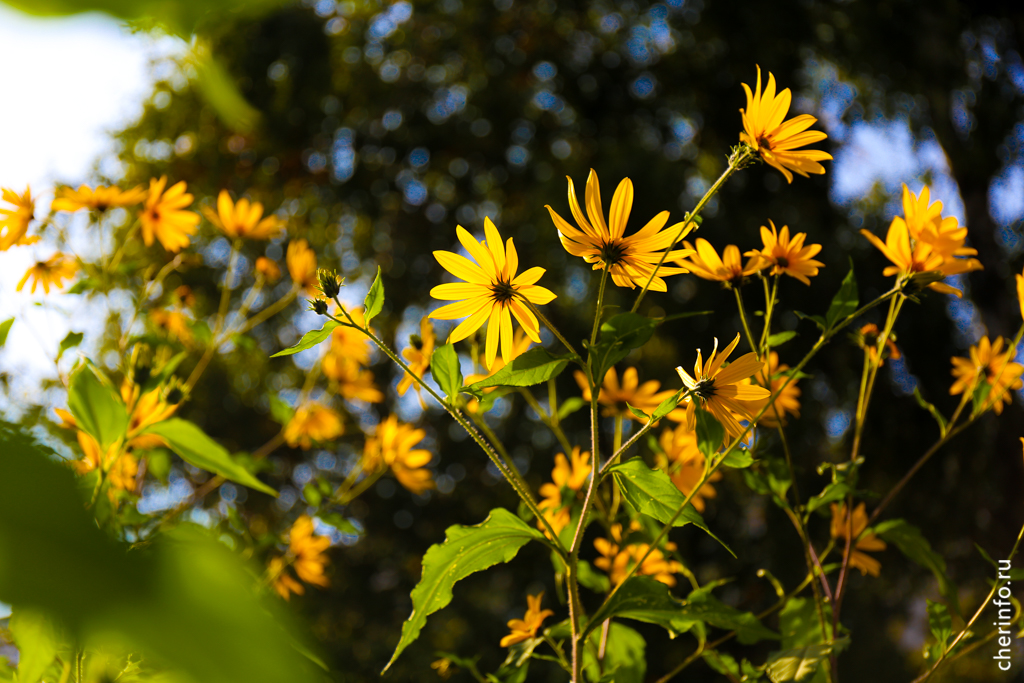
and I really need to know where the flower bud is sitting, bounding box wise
[317,268,343,299]
[309,298,329,316]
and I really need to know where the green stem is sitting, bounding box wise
[526,299,581,362]
[590,268,610,348]
[519,387,574,455]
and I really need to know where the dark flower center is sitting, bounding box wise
[490,279,517,304]
[693,377,716,400]
[775,256,789,268]
[759,136,774,151]
[599,240,627,267]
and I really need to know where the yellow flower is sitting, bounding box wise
[202,190,284,240]
[655,422,721,513]
[830,502,886,577]
[676,334,771,439]
[949,336,1023,415]
[594,523,683,587]
[283,403,344,449]
[574,366,675,421]
[537,447,592,538]
[139,177,200,252]
[73,430,138,493]
[747,221,824,285]
[429,218,556,370]
[739,66,832,183]
[860,185,983,297]
[398,316,435,406]
[16,254,78,294]
[324,356,385,403]
[748,351,801,428]
[325,306,373,366]
[287,239,319,295]
[149,308,193,345]
[853,324,901,368]
[500,592,555,647]
[269,556,304,600]
[546,170,692,291]
[52,184,145,212]
[676,238,764,285]
[362,415,434,493]
[271,516,331,599]
[256,256,282,282]
[0,186,35,250]
[124,386,179,448]
[1017,266,1024,321]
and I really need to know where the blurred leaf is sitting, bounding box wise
[383,508,544,672]
[56,331,84,362]
[650,393,680,422]
[694,409,724,459]
[144,418,276,495]
[8,609,59,683]
[430,343,462,403]
[582,622,645,683]
[610,458,734,557]
[767,331,798,348]
[557,397,587,420]
[684,589,780,645]
[576,560,610,594]
[927,600,951,651]
[626,403,648,421]
[583,576,701,640]
[67,363,128,451]
[876,519,959,615]
[805,482,852,514]
[766,640,846,683]
[363,266,384,325]
[778,597,831,648]
[268,394,295,425]
[590,313,656,384]
[722,449,754,468]
[0,430,320,683]
[824,261,858,330]
[189,45,261,132]
[466,347,570,390]
[271,320,340,357]
[0,317,14,347]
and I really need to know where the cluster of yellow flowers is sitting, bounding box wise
[269,515,331,600]
[537,447,592,537]
[594,521,684,587]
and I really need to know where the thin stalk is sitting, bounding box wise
[526,300,581,363]
[758,274,780,354]
[590,268,609,347]
[734,286,759,356]
[519,387,574,455]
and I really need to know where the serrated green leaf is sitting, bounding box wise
[431,343,463,402]
[694,409,724,459]
[767,331,798,348]
[610,458,734,557]
[271,320,341,357]
[383,509,544,671]
[825,262,858,330]
[590,313,656,384]
[9,609,58,683]
[876,519,958,614]
[766,640,845,683]
[363,266,384,325]
[67,364,128,451]
[0,317,12,347]
[466,347,570,390]
[651,393,681,422]
[584,576,700,640]
[144,419,276,496]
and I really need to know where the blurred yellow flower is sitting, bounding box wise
[286,239,319,295]
[324,356,384,403]
[656,422,721,512]
[73,430,138,493]
[747,220,823,285]
[149,308,193,345]
[677,238,764,284]
[284,403,344,449]
[325,306,373,366]
[16,254,77,294]
[500,593,554,647]
[546,170,692,291]
[1017,266,1024,321]
[537,447,592,538]
[269,556,304,600]
[740,66,832,183]
[949,336,1023,415]
[271,516,331,599]
[594,523,683,587]
[860,185,983,297]
[574,366,675,421]
[676,334,770,439]
[748,351,801,428]
[830,502,886,577]
[363,415,434,493]
[52,184,145,212]
[853,323,901,368]
[398,316,435,406]
[139,177,200,252]
[0,186,35,250]
[256,256,282,282]
[202,190,284,240]
[124,386,179,449]
[429,218,555,369]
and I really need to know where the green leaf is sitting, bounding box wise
[766,641,845,683]
[683,588,780,644]
[912,387,948,436]
[191,49,262,132]
[56,331,84,361]
[430,343,463,402]
[144,419,276,496]
[651,393,681,422]
[363,266,384,325]
[271,320,341,357]
[794,311,827,331]
[703,652,765,681]
[383,509,544,672]
[805,482,852,514]
[590,313,656,384]
[557,397,587,420]
[767,331,798,348]
[876,519,958,614]
[722,449,755,468]
[319,512,359,536]
[824,262,858,330]
[268,394,295,425]
[584,577,701,640]
[0,317,14,347]
[927,599,952,650]
[582,622,646,683]
[67,364,128,451]
[577,560,611,594]
[694,409,724,459]
[466,347,570,390]
[610,458,734,557]
[8,609,58,683]
[626,403,648,421]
